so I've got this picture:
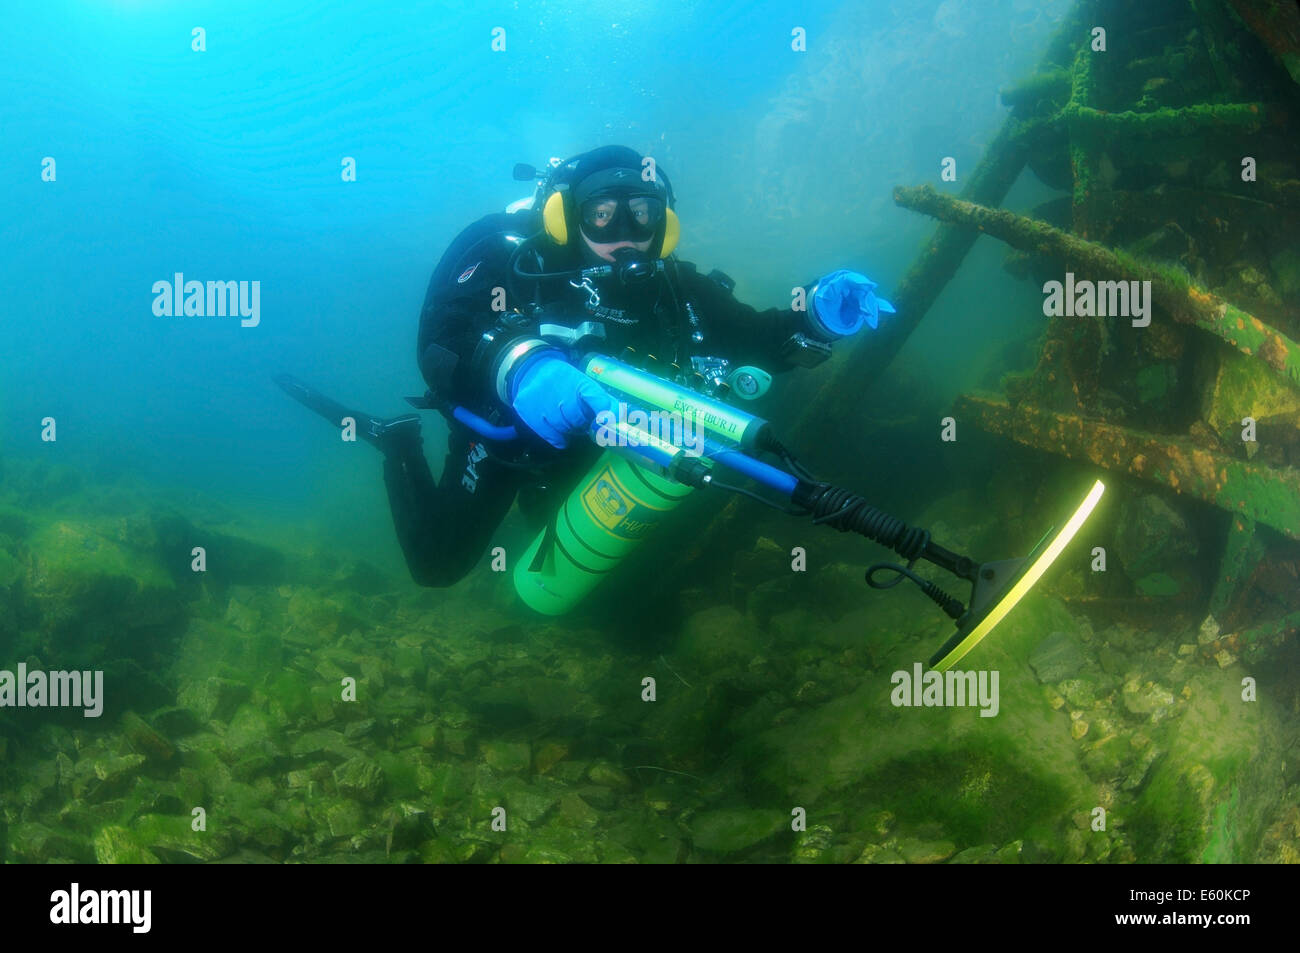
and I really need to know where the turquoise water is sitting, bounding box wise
[13,1,1292,868]
[2,0,1066,570]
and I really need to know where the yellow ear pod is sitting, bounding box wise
[542,192,569,245]
[658,208,680,258]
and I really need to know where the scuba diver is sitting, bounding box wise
[277,144,895,589]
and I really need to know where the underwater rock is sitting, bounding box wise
[607,816,684,864]
[320,799,366,840]
[556,793,601,829]
[400,721,440,752]
[417,838,458,864]
[690,808,786,855]
[1056,677,1098,709]
[440,728,472,757]
[599,841,639,864]
[473,676,595,725]
[16,757,59,810]
[500,779,559,825]
[1096,643,1127,676]
[1123,742,1163,792]
[1121,679,1176,720]
[520,825,599,864]
[1028,631,1090,683]
[24,519,183,662]
[133,813,230,861]
[343,718,376,742]
[767,607,819,648]
[853,843,905,864]
[333,756,385,803]
[93,825,160,864]
[231,750,278,782]
[288,729,358,763]
[576,784,616,811]
[416,762,474,809]
[533,741,569,775]
[148,706,202,738]
[867,810,895,836]
[12,822,93,863]
[791,823,835,863]
[1082,732,1128,781]
[747,577,798,627]
[807,563,892,625]
[949,844,999,864]
[898,837,957,864]
[287,763,331,789]
[284,588,365,642]
[677,605,753,670]
[384,803,436,856]
[76,753,148,801]
[119,711,175,764]
[996,841,1023,864]
[224,704,280,754]
[178,676,250,724]
[371,749,421,802]
[587,762,631,790]
[481,740,531,777]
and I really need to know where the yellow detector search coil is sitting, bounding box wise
[929,479,1105,672]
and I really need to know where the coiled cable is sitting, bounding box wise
[807,485,966,619]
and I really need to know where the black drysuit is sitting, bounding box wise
[385,211,821,587]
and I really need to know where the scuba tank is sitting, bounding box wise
[512,353,772,615]
[513,447,696,615]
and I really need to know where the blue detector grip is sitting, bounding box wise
[452,405,519,442]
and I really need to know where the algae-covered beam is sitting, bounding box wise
[953,393,1300,540]
[1233,609,1300,646]
[893,185,1300,390]
[1063,102,1267,138]
[1208,515,1265,618]
[1065,44,1099,235]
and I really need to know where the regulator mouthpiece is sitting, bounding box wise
[612,247,658,285]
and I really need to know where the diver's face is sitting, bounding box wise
[577,191,659,262]
[581,233,652,263]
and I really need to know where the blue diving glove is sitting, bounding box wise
[509,353,617,449]
[810,270,897,338]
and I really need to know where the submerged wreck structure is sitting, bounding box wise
[805,0,1300,656]
[674,0,1300,863]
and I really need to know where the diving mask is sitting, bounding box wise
[578,192,665,245]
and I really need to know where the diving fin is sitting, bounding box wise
[274,373,421,455]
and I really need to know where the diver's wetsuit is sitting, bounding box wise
[384,210,820,587]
